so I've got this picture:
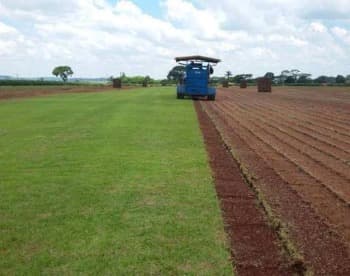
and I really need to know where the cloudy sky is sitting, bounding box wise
[0,0,349,78]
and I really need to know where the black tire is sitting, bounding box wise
[177,93,184,99]
[208,95,215,101]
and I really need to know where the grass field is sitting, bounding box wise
[0,88,232,274]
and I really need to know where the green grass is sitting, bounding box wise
[0,88,232,274]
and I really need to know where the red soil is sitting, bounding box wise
[199,86,350,275]
[195,101,297,275]
[0,85,127,100]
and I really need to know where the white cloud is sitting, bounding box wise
[310,22,327,33]
[0,0,349,78]
[332,26,348,37]
[332,26,350,45]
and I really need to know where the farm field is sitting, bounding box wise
[0,85,112,100]
[199,86,350,275]
[0,87,232,274]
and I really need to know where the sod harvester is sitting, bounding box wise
[175,55,221,101]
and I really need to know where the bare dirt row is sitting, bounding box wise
[199,87,350,275]
[195,101,297,275]
[0,85,125,100]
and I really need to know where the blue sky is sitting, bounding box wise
[0,0,349,78]
[108,0,162,17]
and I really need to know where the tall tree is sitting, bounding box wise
[225,71,233,80]
[280,70,292,84]
[291,69,301,81]
[52,66,73,82]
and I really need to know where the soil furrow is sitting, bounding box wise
[247,97,350,128]
[201,98,350,275]
[250,90,350,115]
[194,101,296,275]
[260,97,350,126]
[251,100,350,140]
[225,101,350,178]
[226,101,350,163]
[212,102,350,203]
[240,100,350,152]
[234,101,350,159]
[208,102,350,246]
[225,91,350,138]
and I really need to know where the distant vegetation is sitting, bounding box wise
[166,65,350,87]
[1,67,349,87]
[110,73,171,87]
[213,69,350,87]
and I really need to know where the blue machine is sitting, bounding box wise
[175,55,221,101]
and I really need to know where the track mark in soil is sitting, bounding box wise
[214,102,350,203]
[208,101,350,249]
[194,101,298,276]
[202,88,350,275]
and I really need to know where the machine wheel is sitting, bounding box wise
[208,95,215,101]
[177,93,184,99]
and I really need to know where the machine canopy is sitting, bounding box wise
[175,55,221,64]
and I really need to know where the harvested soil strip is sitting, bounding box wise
[210,102,350,247]
[0,86,111,100]
[217,102,350,202]
[203,90,350,275]
[242,98,350,142]
[233,102,350,160]
[252,101,350,140]
[224,93,350,145]
[245,102,350,154]
[234,93,350,132]
[0,86,138,101]
[194,101,296,275]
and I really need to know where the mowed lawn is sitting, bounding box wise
[0,88,231,274]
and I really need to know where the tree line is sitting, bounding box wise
[167,66,350,86]
[220,69,350,85]
[53,65,350,86]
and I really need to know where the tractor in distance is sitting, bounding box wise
[175,55,221,101]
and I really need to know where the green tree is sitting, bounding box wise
[297,73,312,84]
[225,71,232,80]
[232,74,252,84]
[285,76,295,84]
[335,75,346,84]
[52,66,73,82]
[346,75,350,84]
[314,75,328,84]
[143,75,151,87]
[280,70,292,84]
[160,79,168,86]
[291,69,301,82]
[280,69,311,84]
[167,66,185,82]
[264,72,275,79]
